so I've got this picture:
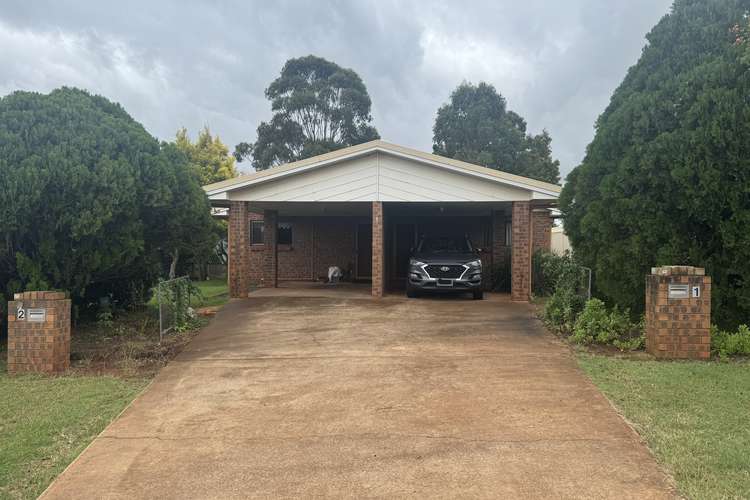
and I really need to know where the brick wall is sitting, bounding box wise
[372,201,384,297]
[645,266,711,359]
[229,210,369,293]
[531,210,552,254]
[228,201,250,298]
[511,201,532,301]
[7,291,71,374]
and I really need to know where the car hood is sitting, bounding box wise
[412,253,478,264]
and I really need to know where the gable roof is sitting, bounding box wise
[204,140,561,201]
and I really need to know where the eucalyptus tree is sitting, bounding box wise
[235,55,379,170]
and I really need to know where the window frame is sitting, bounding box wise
[250,220,264,245]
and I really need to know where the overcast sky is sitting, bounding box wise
[0,1,673,178]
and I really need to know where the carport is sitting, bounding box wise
[203,140,560,301]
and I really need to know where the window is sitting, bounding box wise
[249,220,293,245]
[250,220,264,244]
[277,223,293,245]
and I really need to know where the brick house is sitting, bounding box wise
[204,140,560,301]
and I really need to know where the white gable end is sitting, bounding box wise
[226,152,535,203]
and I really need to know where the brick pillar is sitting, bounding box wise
[7,291,71,374]
[511,201,532,302]
[645,266,711,359]
[262,209,278,288]
[372,201,385,297]
[531,209,552,254]
[228,201,250,298]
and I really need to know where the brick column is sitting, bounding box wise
[511,201,532,302]
[372,201,385,297]
[645,266,711,359]
[7,291,71,374]
[262,209,278,288]
[228,201,250,298]
[531,209,552,254]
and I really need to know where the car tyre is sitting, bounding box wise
[472,290,484,300]
[406,287,418,298]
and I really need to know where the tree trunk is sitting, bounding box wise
[169,248,179,279]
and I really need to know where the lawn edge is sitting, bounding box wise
[35,376,154,499]
[573,353,684,499]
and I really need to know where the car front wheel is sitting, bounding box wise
[472,290,484,300]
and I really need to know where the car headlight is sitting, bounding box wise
[467,260,481,268]
[410,259,426,267]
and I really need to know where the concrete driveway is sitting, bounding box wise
[43,289,675,499]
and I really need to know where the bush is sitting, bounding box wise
[533,250,589,298]
[559,1,750,328]
[569,298,644,351]
[570,298,609,344]
[711,324,750,358]
[543,288,586,335]
[0,87,216,332]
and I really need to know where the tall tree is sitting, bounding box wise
[560,0,750,327]
[432,82,560,184]
[0,87,215,323]
[235,55,379,170]
[175,126,237,185]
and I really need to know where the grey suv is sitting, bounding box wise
[406,235,483,300]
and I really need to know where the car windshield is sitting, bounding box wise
[418,236,472,254]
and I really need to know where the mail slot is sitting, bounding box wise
[27,308,47,322]
[668,284,689,299]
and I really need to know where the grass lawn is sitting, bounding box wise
[0,356,148,500]
[0,280,227,499]
[578,355,750,499]
[192,278,228,308]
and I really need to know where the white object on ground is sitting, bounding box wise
[328,266,343,284]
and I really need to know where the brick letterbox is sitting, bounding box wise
[7,291,71,374]
[645,266,711,359]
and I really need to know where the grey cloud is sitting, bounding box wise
[0,0,672,177]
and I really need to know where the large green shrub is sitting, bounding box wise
[0,87,215,325]
[560,0,750,328]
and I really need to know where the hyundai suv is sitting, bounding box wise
[406,235,483,300]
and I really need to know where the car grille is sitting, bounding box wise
[424,264,465,279]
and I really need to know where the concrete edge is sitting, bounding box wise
[36,373,156,498]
